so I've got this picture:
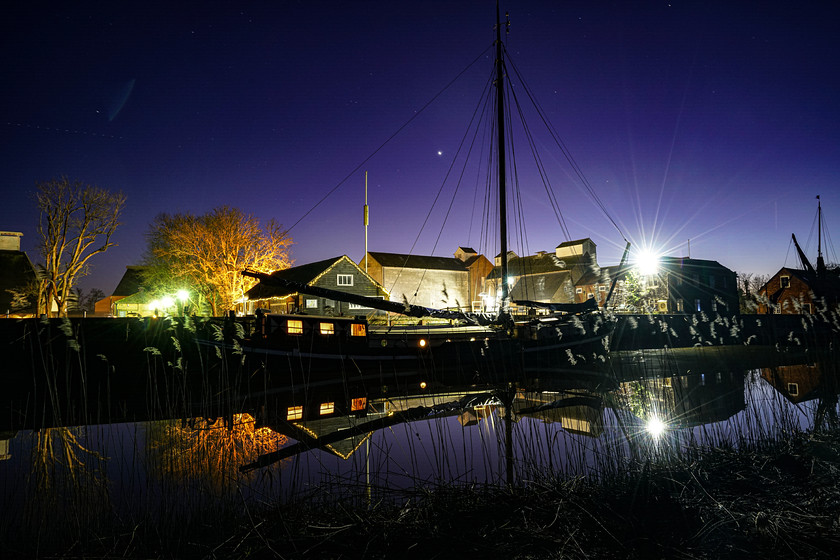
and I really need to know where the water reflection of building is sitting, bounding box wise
[618,371,746,428]
[513,392,604,437]
[761,364,822,404]
[264,390,500,460]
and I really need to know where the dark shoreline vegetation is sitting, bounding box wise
[1,311,838,559]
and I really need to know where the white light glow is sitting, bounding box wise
[635,249,661,276]
[176,289,189,302]
[646,416,666,438]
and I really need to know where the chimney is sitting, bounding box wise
[0,232,23,251]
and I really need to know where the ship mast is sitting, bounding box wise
[496,1,509,315]
[816,194,826,275]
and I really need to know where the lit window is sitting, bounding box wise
[286,406,303,420]
[780,276,790,288]
[676,300,684,312]
[598,286,606,292]
[306,299,318,309]
[787,383,799,396]
[657,301,668,312]
[337,274,353,286]
[351,323,366,336]
[320,322,334,335]
[287,319,303,334]
[575,287,583,294]
[348,303,367,309]
[803,303,812,314]
[319,402,335,415]
[351,397,367,412]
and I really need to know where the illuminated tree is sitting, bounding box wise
[144,206,292,316]
[35,177,125,316]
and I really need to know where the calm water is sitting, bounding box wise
[1,344,837,554]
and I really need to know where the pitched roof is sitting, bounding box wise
[245,256,346,299]
[112,266,148,296]
[556,238,595,249]
[0,250,37,313]
[367,251,468,272]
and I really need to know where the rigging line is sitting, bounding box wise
[505,49,627,243]
[389,69,496,303]
[428,72,497,258]
[468,89,495,245]
[507,67,572,242]
[284,44,494,235]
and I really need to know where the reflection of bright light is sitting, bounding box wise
[646,416,666,438]
[419,339,427,347]
[635,249,661,276]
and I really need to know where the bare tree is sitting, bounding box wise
[35,177,125,316]
[144,206,292,316]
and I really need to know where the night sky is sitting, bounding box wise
[3,1,839,295]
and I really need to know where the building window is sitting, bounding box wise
[575,287,583,294]
[319,402,335,415]
[657,301,668,312]
[287,319,303,335]
[803,303,812,314]
[695,299,702,312]
[286,406,303,421]
[351,397,367,412]
[598,286,606,292]
[787,383,799,396]
[692,274,700,285]
[351,323,366,337]
[337,274,353,286]
[348,303,368,309]
[676,300,684,312]
[319,322,334,335]
[709,276,716,289]
[306,298,318,309]
[780,276,790,288]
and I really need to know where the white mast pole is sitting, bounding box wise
[364,171,369,273]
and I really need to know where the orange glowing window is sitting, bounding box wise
[286,406,303,420]
[351,397,367,412]
[319,322,334,335]
[287,319,303,335]
[319,402,335,415]
[350,323,366,337]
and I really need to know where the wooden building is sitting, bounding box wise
[602,257,738,315]
[359,248,492,312]
[485,238,599,312]
[0,231,37,318]
[757,267,840,314]
[95,265,148,316]
[244,255,389,316]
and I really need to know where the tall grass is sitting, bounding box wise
[0,308,838,557]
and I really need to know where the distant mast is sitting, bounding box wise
[816,194,826,275]
[364,171,369,273]
[496,1,509,314]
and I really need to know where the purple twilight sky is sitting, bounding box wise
[2,1,839,295]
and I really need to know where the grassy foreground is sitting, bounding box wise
[201,429,840,560]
